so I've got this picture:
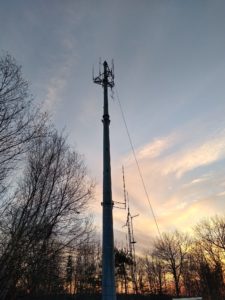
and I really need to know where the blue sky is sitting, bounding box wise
[1,0,225,251]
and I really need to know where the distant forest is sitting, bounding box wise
[0,54,224,300]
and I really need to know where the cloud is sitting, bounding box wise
[130,128,225,179]
[41,13,80,114]
[189,177,209,185]
[137,134,176,160]
[182,174,212,188]
[43,76,67,112]
[109,126,225,250]
[42,48,79,114]
[162,135,225,178]
[124,134,176,166]
[217,191,225,197]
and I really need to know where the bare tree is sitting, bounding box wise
[194,217,225,299]
[135,257,147,294]
[74,236,101,295]
[195,215,225,252]
[145,253,166,294]
[66,254,74,294]
[18,240,65,296]
[153,230,190,297]
[0,131,94,299]
[115,248,133,294]
[181,250,201,297]
[0,54,46,193]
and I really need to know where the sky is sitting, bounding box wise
[1,0,225,252]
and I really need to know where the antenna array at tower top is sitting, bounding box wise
[93,60,114,88]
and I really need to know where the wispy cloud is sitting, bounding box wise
[189,177,209,185]
[43,75,67,112]
[110,126,225,250]
[162,135,225,178]
[41,9,80,114]
[124,133,176,166]
[129,127,225,180]
[137,134,176,160]
[217,191,225,197]
[182,174,212,188]
[42,48,79,114]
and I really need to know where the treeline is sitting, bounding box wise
[11,216,225,300]
[136,219,225,299]
[30,217,224,300]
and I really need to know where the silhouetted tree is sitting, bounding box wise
[181,251,201,297]
[66,254,74,294]
[145,253,166,294]
[74,237,101,294]
[135,257,147,294]
[0,130,94,299]
[115,248,133,294]
[195,215,225,251]
[194,217,225,299]
[0,54,46,194]
[18,240,65,296]
[153,231,190,297]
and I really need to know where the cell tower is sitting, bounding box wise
[93,60,116,300]
[122,166,139,294]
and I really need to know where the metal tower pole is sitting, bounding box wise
[93,61,116,300]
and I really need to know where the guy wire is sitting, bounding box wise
[114,86,162,240]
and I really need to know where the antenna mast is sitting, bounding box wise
[122,167,139,294]
[93,60,116,300]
